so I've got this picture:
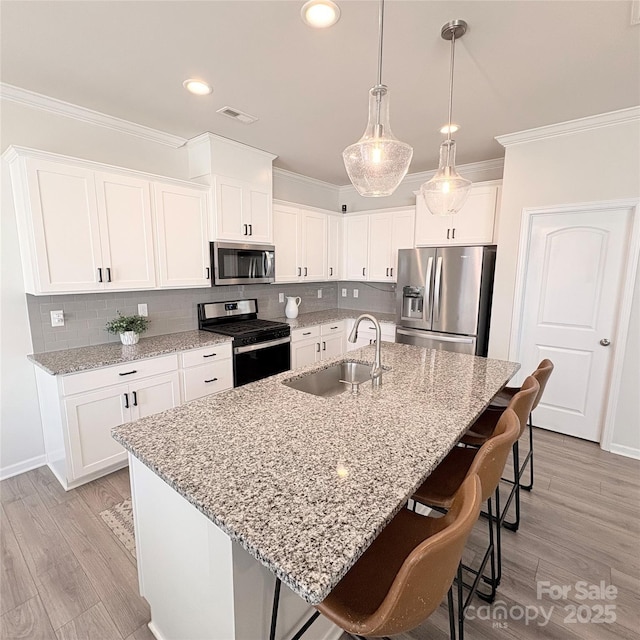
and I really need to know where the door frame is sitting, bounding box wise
[508,198,640,451]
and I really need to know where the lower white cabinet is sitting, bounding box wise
[180,344,233,402]
[290,321,346,369]
[345,320,396,351]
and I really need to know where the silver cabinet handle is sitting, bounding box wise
[424,256,434,322]
[600,338,611,346]
[434,256,443,321]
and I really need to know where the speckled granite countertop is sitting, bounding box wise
[113,342,519,605]
[28,330,232,375]
[276,308,397,330]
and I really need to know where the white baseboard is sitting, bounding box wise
[608,443,640,460]
[0,454,47,481]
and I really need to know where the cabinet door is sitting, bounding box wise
[273,205,301,282]
[449,185,498,245]
[64,384,130,480]
[327,215,341,280]
[390,209,416,280]
[301,211,327,281]
[24,158,103,292]
[95,173,156,290]
[214,176,246,241]
[130,372,181,419]
[291,339,320,369]
[182,360,233,403]
[414,196,451,246]
[344,216,370,280]
[246,187,272,243]
[368,213,393,281]
[154,183,210,288]
[321,333,344,360]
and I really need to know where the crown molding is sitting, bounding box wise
[337,157,504,197]
[187,131,277,160]
[273,166,338,191]
[1,83,187,148]
[496,106,640,148]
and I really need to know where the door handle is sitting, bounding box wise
[106,267,112,282]
[329,267,333,276]
[248,224,253,236]
[203,353,217,358]
[123,393,129,409]
[434,256,443,322]
[132,391,138,406]
[298,267,302,277]
[206,267,210,279]
[424,256,434,322]
[447,229,450,240]
[452,228,456,239]
[390,267,393,277]
[204,378,218,383]
[118,370,137,376]
[97,268,103,283]
[243,224,248,235]
[600,338,611,346]
[386,268,389,277]
[362,267,366,277]
[322,341,326,351]
[316,342,321,352]
[304,267,308,276]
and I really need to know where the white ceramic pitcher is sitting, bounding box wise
[284,296,301,319]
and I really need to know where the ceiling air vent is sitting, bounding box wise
[216,106,259,124]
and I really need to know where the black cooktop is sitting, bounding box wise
[203,318,290,338]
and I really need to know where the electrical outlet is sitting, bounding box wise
[353,289,359,298]
[50,310,64,327]
[341,288,347,297]
[278,292,284,303]
[317,289,322,299]
[138,303,148,317]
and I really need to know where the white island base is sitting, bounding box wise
[129,455,342,640]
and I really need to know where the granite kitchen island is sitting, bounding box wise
[112,342,519,640]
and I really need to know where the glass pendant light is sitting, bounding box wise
[421,20,471,216]
[343,0,413,197]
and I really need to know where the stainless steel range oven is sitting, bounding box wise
[197,300,290,387]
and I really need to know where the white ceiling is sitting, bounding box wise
[2,1,639,185]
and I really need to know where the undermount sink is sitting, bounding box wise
[283,361,383,398]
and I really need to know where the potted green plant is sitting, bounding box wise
[105,312,149,346]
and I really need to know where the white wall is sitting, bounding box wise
[489,115,640,454]
[0,99,189,478]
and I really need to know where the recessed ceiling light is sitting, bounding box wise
[440,124,460,134]
[301,0,341,28]
[183,79,212,96]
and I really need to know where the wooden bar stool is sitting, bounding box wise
[412,410,520,606]
[270,474,482,640]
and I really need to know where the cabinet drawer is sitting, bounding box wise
[321,321,345,335]
[180,342,232,368]
[182,361,233,402]
[61,354,178,396]
[292,325,320,342]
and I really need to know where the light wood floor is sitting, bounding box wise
[1,428,639,640]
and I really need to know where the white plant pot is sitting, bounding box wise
[120,331,140,346]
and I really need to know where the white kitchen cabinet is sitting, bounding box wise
[154,183,211,288]
[415,182,500,246]
[327,215,342,280]
[214,175,272,244]
[290,322,346,369]
[345,319,396,351]
[291,339,321,369]
[344,216,370,280]
[180,343,233,402]
[344,208,415,282]
[273,203,327,282]
[95,172,156,290]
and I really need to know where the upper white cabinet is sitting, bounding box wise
[327,215,342,280]
[415,182,500,246]
[154,183,210,288]
[7,147,211,295]
[344,207,415,282]
[214,176,271,244]
[273,202,329,282]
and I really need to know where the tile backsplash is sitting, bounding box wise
[27,280,397,353]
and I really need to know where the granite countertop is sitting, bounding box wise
[28,330,232,376]
[276,308,397,330]
[113,342,519,605]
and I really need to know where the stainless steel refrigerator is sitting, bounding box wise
[395,246,496,356]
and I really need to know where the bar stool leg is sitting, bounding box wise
[521,413,534,491]
[269,578,281,640]
[447,586,457,640]
[502,442,521,532]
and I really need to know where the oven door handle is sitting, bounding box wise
[233,336,291,355]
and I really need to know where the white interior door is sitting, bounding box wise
[517,207,632,441]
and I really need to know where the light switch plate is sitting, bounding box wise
[341,288,347,297]
[353,289,359,298]
[278,293,284,303]
[50,310,64,327]
[317,289,322,298]
[138,303,148,317]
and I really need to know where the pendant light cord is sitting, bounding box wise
[377,0,384,87]
[446,31,456,143]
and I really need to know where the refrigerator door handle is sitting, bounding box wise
[434,256,443,322]
[396,328,474,344]
[424,256,434,322]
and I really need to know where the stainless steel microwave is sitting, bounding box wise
[210,242,275,286]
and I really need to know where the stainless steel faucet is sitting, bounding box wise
[348,314,383,386]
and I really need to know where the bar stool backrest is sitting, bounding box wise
[467,409,520,502]
[511,376,539,438]
[328,474,482,636]
[531,359,554,411]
